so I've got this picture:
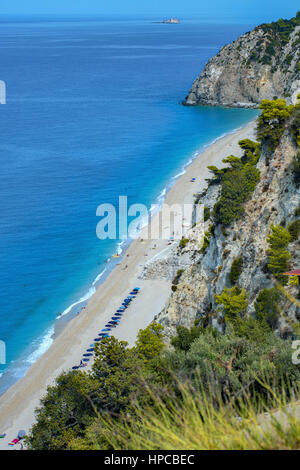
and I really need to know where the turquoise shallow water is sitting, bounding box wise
[0,16,258,392]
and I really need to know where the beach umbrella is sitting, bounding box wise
[18,430,26,440]
[82,358,90,362]
[83,353,93,357]
[87,348,94,352]
[94,338,101,341]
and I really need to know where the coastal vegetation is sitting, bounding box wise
[259,11,300,45]
[26,311,300,450]
[267,224,291,283]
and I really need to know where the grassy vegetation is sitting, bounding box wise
[87,384,300,450]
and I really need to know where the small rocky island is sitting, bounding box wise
[158,18,180,24]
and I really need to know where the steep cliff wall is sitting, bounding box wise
[184,13,300,108]
[142,113,300,339]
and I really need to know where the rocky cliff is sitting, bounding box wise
[141,106,300,339]
[184,13,300,108]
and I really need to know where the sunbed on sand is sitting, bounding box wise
[8,438,19,446]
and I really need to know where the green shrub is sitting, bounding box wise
[294,205,300,217]
[267,225,291,283]
[288,219,300,241]
[292,151,300,184]
[254,288,281,329]
[213,161,260,226]
[171,324,204,352]
[229,256,243,285]
[211,140,260,226]
[204,206,211,222]
[201,224,214,254]
[179,237,189,249]
[215,286,248,326]
[257,99,294,150]
[290,107,300,147]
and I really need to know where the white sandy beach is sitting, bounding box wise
[0,120,256,450]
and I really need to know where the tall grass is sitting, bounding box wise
[90,381,300,450]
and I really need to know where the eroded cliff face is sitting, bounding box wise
[184,18,300,108]
[141,131,300,338]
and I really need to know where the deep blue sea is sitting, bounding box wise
[0,16,258,392]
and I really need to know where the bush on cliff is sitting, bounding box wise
[288,219,300,241]
[267,224,291,283]
[209,141,260,226]
[257,99,293,150]
[292,151,300,185]
[213,159,260,225]
[215,286,248,325]
[254,287,281,329]
[229,256,243,285]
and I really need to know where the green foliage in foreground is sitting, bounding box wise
[26,324,164,450]
[26,314,300,450]
[86,383,300,450]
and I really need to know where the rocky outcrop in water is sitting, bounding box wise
[184,13,300,108]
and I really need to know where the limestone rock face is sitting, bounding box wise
[145,131,300,338]
[184,22,300,108]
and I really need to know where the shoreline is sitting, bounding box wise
[0,119,256,449]
[0,117,256,396]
